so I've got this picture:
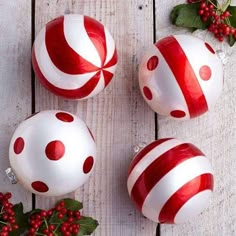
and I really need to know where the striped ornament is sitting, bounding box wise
[127,138,214,224]
[32,14,118,100]
[139,35,223,119]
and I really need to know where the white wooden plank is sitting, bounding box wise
[34,0,156,235]
[0,0,32,210]
[156,1,236,235]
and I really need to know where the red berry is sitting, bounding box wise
[40,210,47,217]
[47,210,53,216]
[202,16,208,22]
[12,225,19,230]
[60,208,67,215]
[67,217,73,223]
[209,4,214,9]
[198,9,204,15]
[200,2,206,9]
[48,224,55,231]
[59,201,65,207]
[56,205,62,212]
[4,193,12,199]
[58,213,64,219]
[72,228,79,234]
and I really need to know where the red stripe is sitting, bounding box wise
[155,36,208,118]
[84,16,107,67]
[128,138,173,175]
[45,16,99,74]
[102,70,114,87]
[32,46,100,99]
[130,143,205,211]
[104,48,118,68]
[158,173,213,223]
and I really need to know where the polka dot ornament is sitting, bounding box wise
[9,110,96,196]
[139,35,223,120]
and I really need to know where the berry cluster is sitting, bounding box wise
[0,192,18,236]
[28,201,81,236]
[188,0,234,42]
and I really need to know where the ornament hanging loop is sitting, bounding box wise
[133,142,147,154]
[5,168,17,184]
[216,50,228,65]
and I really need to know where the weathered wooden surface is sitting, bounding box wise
[0,0,32,211]
[1,0,235,235]
[34,0,156,235]
[156,1,236,235]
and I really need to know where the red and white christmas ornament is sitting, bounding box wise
[9,110,96,196]
[139,35,223,119]
[32,14,118,100]
[127,138,214,224]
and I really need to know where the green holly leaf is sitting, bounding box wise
[227,6,236,46]
[61,198,83,211]
[77,216,99,236]
[9,203,28,236]
[171,3,208,30]
[228,33,236,46]
[228,6,236,27]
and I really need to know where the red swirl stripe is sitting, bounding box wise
[84,16,107,66]
[158,173,213,223]
[128,138,173,175]
[103,70,114,87]
[155,36,208,118]
[45,16,99,74]
[104,48,118,69]
[130,143,205,211]
[32,46,100,99]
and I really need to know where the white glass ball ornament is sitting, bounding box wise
[32,14,118,100]
[139,35,223,120]
[127,138,214,224]
[9,110,96,196]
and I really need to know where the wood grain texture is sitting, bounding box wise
[156,1,236,235]
[34,0,156,235]
[0,0,32,211]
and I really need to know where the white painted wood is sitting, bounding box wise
[156,1,236,235]
[34,0,156,235]
[0,0,32,210]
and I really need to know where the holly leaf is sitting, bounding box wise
[77,216,99,236]
[227,6,236,46]
[61,198,83,211]
[228,34,236,46]
[171,3,208,30]
[9,203,28,236]
[228,6,236,27]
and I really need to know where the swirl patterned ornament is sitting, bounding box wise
[139,35,223,120]
[127,138,214,224]
[9,110,96,196]
[32,14,118,100]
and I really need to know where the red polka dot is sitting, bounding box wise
[170,110,186,118]
[205,42,215,54]
[143,86,153,100]
[87,127,95,141]
[13,137,24,154]
[199,65,212,81]
[45,140,65,161]
[31,181,49,193]
[56,112,74,122]
[147,56,159,70]
[83,156,94,174]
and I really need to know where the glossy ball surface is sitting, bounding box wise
[127,138,213,224]
[9,110,96,196]
[32,14,118,100]
[139,35,223,119]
